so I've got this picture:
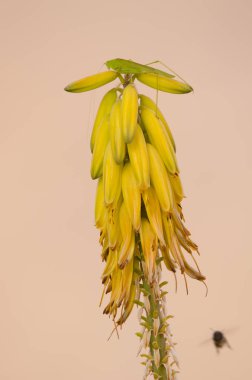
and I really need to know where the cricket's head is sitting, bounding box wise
[105,58,124,71]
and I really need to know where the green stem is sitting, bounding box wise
[137,246,177,379]
[150,287,168,379]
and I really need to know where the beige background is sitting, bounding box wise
[1,0,252,379]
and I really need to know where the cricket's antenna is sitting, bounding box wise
[146,60,193,89]
[155,79,159,114]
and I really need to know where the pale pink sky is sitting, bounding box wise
[0,1,252,379]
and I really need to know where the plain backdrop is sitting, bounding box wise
[0,0,252,379]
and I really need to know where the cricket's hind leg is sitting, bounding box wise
[145,60,193,91]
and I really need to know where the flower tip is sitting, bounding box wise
[64,84,72,92]
[187,84,194,93]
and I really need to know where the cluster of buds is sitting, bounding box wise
[65,58,205,379]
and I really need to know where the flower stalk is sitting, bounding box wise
[137,248,179,380]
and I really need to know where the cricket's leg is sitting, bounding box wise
[145,60,192,89]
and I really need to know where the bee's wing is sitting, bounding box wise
[199,337,212,346]
[225,338,232,350]
[223,326,239,335]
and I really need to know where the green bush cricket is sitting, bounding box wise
[105,58,175,78]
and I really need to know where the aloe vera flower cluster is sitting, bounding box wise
[65,58,205,380]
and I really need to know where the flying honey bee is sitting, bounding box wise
[212,330,232,353]
[200,328,235,353]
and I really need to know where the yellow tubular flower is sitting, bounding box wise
[147,143,174,212]
[142,186,165,246]
[136,72,193,94]
[102,248,117,281]
[121,162,141,231]
[103,143,122,206]
[107,198,122,249]
[94,177,107,229]
[140,218,158,284]
[64,71,119,93]
[117,281,136,326]
[160,245,177,273]
[139,94,176,152]
[168,172,185,203]
[91,88,117,152]
[118,202,134,269]
[127,124,150,191]
[119,232,135,270]
[110,99,126,164]
[90,116,110,179]
[110,263,123,309]
[162,214,185,272]
[121,84,139,143]
[141,107,178,174]
[121,257,134,303]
